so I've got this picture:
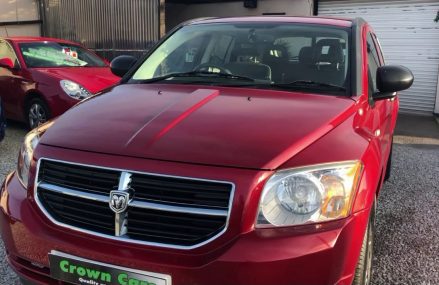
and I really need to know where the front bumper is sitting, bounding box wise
[1,164,369,285]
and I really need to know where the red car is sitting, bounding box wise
[0,37,120,129]
[1,17,413,285]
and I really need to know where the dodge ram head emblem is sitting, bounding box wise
[109,191,130,214]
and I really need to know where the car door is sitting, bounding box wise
[0,40,26,120]
[372,32,398,135]
[365,31,393,167]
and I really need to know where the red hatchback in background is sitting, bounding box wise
[0,37,120,129]
[1,17,414,285]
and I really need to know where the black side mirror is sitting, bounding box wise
[110,55,137,77]
[373,65,414,100]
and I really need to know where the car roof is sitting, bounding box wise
[3,36,80,45]
[187,16,355,28]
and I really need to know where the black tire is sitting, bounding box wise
[352,202,375,285]
[384,141,393,181]
[26,98,51,130]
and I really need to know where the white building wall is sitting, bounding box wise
[0,0,40,37]
[319,0,439,114]
[166,0,313,30]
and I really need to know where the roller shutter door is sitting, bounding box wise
[319,0,439,114]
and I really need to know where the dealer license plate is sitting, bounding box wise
[49,251,171,285]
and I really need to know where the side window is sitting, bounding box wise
[372,33,385,65]
[0,41,19,68]
[367,33,381,96]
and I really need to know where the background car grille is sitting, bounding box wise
[36,159,233,248]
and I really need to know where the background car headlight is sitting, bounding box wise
[257,161,363,227]
[60,80,91,100]
[17,122,53,189]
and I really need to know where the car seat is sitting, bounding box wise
[262,45,289,82]
[313,39,345,85]
[226,47,272,81]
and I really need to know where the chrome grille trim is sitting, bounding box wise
[129,200,228,217]
[37,182,228,217]
[114,172,132,237]
[34,158,235,250]
[39,182,109,203]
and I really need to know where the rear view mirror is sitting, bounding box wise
[110,55,137,77]
[0,57,14,69]
[374,65,414,100]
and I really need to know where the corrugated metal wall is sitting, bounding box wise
[319,0,439,114]
[40,0,162,60]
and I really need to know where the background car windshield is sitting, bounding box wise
[20,42,106,68]
[132,23,350,89]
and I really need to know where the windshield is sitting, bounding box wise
[131,23,350,94]
[19,42,107,68]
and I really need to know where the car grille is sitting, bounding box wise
[36,159,234,248]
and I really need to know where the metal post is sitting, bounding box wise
[313,0,319,16]
[434,65,439,114]
[160,0,166,37]
[37,0,45,36]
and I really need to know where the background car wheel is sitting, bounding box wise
[352,201,376,285]
[27,98,50,129]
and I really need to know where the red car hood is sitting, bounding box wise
[33,67,120,94]
[40,84,356,170]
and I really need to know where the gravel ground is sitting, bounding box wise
[0,121,438,285]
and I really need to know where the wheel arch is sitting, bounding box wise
[23,90,52,128]
[23,90,50,115]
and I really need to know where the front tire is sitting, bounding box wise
[26,98,50,129]
[352,202,375,285]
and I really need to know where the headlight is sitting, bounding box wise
[17,122,53,189]
[257,161,363,228]
[60,80,91,100]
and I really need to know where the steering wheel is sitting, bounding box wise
[193,63,232,74]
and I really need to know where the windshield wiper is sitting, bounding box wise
[138,71,256,84]
[270,80,347,92]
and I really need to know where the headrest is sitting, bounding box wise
[299,47,314,65]
[315,39,342,48]
[314,39,344,65]
[263,45,288,60]
[232,46,259,63]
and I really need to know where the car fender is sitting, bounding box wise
[27,70,77,117]
[279,110,384,214]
